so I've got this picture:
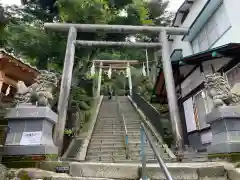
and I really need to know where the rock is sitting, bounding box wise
[0,164,7,179]
[227,168,240,180]
[14,168,70,179]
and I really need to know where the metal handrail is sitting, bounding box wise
[116,96,129,159]
[140,122,173,180]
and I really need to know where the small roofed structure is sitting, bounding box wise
[0,49,40,102]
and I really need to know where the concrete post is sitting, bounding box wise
[54,26,77,156]
[127,62,132,96]
[160,30,183,151]
[97,62,103,96]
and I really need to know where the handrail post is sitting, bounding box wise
[140,125,147,180]
[125,133,129,159]
[141,122,174,180]
[117,96,129,159]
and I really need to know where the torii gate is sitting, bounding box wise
[44,23,188,155]
[93,60,139,96]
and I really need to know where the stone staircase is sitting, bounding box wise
[85,96,170,163]
[85,97,126,162]
[40,96,236,180]
[117,96,169,162]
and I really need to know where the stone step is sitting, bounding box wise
[90,139,125,143]
[52,177,116,180]
[95,123,140,126]
[129,148,166,154]
[87,150,126,156]
[85,154,128,162]
[94,128,140,132]
[88,143,126,148]
[92,131,123,134]
[70,161,227,179]
[89,141,125,146]
[87,144,158,152]
[90,135,123,140]
[93,130,140,135]
[91,134,123,137]
[95,120,120,122]
[95,123,140,131]
[87,146,126,152]
[88,143,158,149]
[129,153,170,160]
[94,128,123,130]
[94,125,122,128]
[112,159,161,163]
[86,154,161,162]
[95,122,122,125]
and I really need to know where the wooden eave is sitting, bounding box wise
[0,51,40,87]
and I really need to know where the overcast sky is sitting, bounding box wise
[1,0,185,11]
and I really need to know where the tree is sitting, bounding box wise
[0,2,7,46]
[3,0,156,70]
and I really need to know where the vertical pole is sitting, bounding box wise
[145,49,150,76]
[160,30,183,151]
[97,62,103,97]
[152,51,158,83]
[0,71,4,93]
[140,125,147,180]
[54,26,77,156]
[127,62,132,96]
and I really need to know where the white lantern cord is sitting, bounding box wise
[142,63,146,77]
[108,65,112,79]
[90,62,95,76]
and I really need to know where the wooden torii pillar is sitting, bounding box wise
[44,23,188,154]
[93,60,139,96]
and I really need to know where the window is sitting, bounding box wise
[193,90,213,130]
[226,63,240,87]
[198,29,209,51]
[191,3,231,54]
[181,10,189,24]
[183,97,197,133]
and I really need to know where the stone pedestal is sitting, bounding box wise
[4,104,58,155]
[206,105,240,154]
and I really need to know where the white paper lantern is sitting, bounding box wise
[90,63,95,76]
[142,63,146,76]
[108,65,112,79]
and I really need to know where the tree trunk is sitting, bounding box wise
[36,56,48,70]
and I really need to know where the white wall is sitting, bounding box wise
[171,0,240,57]
[170,0,209,56]
[171,36,193,57]
[211,0,240,48]
[181,0,208,27]
[179,65,196,77]
[221,0,240,44]
[181,67,204,97]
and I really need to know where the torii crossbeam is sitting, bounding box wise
[44,23,187,35]
[44,23,188,155]
[93,60,139,65]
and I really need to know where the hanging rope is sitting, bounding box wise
[90,62,95,77]
[5,85,11,96]
[142,63,146,77]
[108,65,112,79]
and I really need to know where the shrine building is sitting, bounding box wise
[0,49,40,103]
[152,0,240,151]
